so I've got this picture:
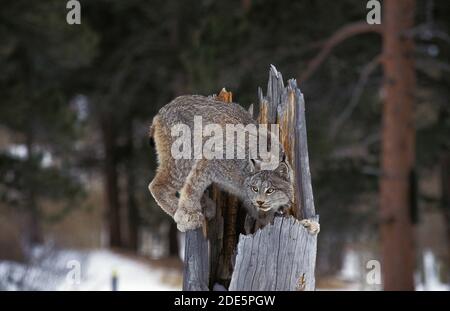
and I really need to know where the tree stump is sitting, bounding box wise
[182,65,319,291]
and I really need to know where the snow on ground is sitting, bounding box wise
[60,250,181,291]
[415,250,449,291]
[1,247,448,291]
[0,249,181,291]
[318,249,449,291]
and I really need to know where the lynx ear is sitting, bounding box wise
[276,153,291,180]
[249,158,262,173]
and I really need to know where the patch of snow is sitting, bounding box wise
[415,250,449,291]
[5,144,53,167]
[0,249,181,291]
[340,249,360,281]
[7,144,27,158]
[59,250,180,291]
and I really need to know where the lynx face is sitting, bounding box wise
[244,160,293,215]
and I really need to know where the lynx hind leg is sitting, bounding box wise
[149,172,177,216]
[300,218,320,235]
[148,116,180,216]
[174,160,213,232]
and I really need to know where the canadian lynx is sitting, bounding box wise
[149,95,319,234]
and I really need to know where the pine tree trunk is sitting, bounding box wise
[24,129,43,248]
[168,222,179,257]
[101,113,122,248]
[441,153,450,260]
[380,0,416,290]
[125,121,139,251]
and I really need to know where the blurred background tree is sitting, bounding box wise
[0,0,97,255]
[0,0,448,289]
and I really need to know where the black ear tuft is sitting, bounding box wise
[248,158,261,173]
[281,151,287,163]
[249,158,256,173]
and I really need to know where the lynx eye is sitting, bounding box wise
[266,188,275,195]
[251,186,259,193]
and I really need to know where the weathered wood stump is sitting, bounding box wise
[182,226,209,291]
[183,65,319,291]
[229,216,318,291]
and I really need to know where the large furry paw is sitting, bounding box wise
[300,219,320,235]
[174,207,205,232]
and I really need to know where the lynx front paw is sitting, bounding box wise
[300,219,320,235]
[174,207,205,232]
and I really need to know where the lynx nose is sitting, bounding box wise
[256,200,264,206]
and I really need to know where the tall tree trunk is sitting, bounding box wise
[24,129,43,249]
[101,113,122,248]
[168,222,179,257]
[441,153,450,261]
[380,0,416,290]
[125,121,139,252]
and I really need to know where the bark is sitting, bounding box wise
[24,199,42,246]
[441,153,450,261]
[24,129,43,247]
[125,122,139,251]
[230,67,318,291]
[380,0,416,290]
[101,112,122,248]
[168,221,179,257]
[229,216,318,291]
[183,228,209,290]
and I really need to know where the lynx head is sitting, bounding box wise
[244,154,294,215]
